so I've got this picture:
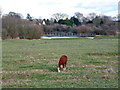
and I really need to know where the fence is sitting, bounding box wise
[42,32,96,37]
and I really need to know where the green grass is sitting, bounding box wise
[95,35,119,39]
[2,37,118,88]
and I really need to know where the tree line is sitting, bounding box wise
[1,12,118,39]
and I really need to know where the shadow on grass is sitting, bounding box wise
[48,66,58,72]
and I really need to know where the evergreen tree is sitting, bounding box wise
[71,17,81,26]
[26,13,33,21]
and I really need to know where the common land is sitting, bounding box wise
[2,36,118,88]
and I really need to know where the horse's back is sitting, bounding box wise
[60,55,67,64]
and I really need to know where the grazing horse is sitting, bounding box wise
[57,55,67,72]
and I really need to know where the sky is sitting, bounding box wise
[0,0,119,19]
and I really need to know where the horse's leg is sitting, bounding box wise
[57,65,61,72]
[63,64,66,70]
[64,63,66,70]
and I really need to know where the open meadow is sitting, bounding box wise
[2,37,118,88]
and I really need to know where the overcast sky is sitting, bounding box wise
[0,0,119,19]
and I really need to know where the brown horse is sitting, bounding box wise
[57,55,67,72]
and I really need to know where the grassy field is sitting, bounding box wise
[2,37,118,88]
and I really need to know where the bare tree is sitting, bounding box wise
[76,25,92,34]
[52,13,68,22]
[74,12,84,22]
[117,14,120,21]
[88,13,96,20]
[0,9,1,18]
[2,15,21,39]
[0,9,2,40]
[19,19,43,39]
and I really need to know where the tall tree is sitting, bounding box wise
[0,9,2,18]
[2,15,21,39]
[9,12,22,19]
[118,14,120,22]
[52,13,68,22]
[74,12,84,22]
[0,9,2,39]
[71,16,81,26]
[88,13,96,21]
[58,19,74,26]
[93,16,102,26]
